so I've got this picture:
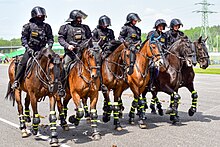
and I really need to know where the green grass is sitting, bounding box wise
[194,68,220,74]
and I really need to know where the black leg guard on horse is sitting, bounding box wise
[59,111,68,130]
[49,111,58,145]
[84,105,90,118]
[24,109,31,123]
[150,98,156,114]
[118,99,124,118]
[19,115,26,130]
[137,97,147,129]
[153,97,163,116]
[69,108,84,126]
[169,92,181,124]
[113,102,122,131]
[90,109,101,140]
[128,51,136,75]
[129,98,138,124]
[188,91,198,116]
[103,101,112,123]
[32,114,40,135]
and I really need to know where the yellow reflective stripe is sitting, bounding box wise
[50,111,56,115]
[33,127,38,130]
[60,113,65,116]
[113,112,119,115]
[25,110,30,113]
[170,113,175,116]
[50,127,56,130]
[130,111,135,113]
[19,115,24,117]
[91,120,97,122]
[77,118,81,120]
[108,102,111,105]
[192,91,197,94]
[114,117,119,119]
[131,106,135,109]
[139,97,144,100]
[84,106,88,108]
[140,106,144,109]
[50,122,56,125]
[134,98,138,102]
[107,112,111,114]
[35,114,39,118]
[192,105,196,107]
[78,108,84,112]
[63,108,68,111]
[91,124,97,127]
[91,109,97,113]
[192,102,197,104]
[20,120,25,122]
[151,102,155,104]
[33,124,38,127]
[113,102,119,105]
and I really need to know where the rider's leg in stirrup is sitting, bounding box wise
[128,50,136,75]
[149,62,156,91]
[11,52,30,89]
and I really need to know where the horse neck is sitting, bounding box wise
[107,44,124,62]
[169,41,182,57]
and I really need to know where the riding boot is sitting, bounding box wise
[58,68,66,97]
[11,64,25,89]
[98,59,108,93]
[128,51,136,75]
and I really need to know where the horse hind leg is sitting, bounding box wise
[187,84,198,116]
[168,92,181,125]
[129,97,138,125]
[15,90,28,138]
[24,95,31,123]
[102,91,112,123]
[137,96,147,129]
[152,92,163,116]
[30,94,40,135]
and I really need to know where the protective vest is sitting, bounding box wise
[66,24,86,44]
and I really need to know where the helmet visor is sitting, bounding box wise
[100,18,111,26]
[131,14,141,22]
[35,7,46,17]
[77,10,88,19]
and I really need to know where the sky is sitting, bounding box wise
[0,0,220,40]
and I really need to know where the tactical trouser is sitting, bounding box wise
[128,46,136,75]
[149,60,155,91]
[11,51,30,89]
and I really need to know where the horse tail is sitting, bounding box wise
[5,82,15,106]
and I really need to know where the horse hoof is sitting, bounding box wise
[21,129,28,138]
[165,107,173,114]
[188,107,196,116]
[115,125,123,131]
[50,138,59,147]
[92,132,101,141]
[62,125,69,131]
[102,116,110,123]
[69,115,79,126]
[151,110,157,115]
[158,109,164,116]
[129,118,135,125]
[86,117,91,124]
[139,124,147,129]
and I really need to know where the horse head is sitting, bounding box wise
[81,38,101,79]
[170,36,194,67]
[193,36,210,69]
[40,48,62,93]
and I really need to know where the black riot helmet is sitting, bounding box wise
[169,18,183,29]
[66,10,88,22]
[126,13,141,24]
[154,19,167,30]
[30,6,47,22]
[98,15,111,27]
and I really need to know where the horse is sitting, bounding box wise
[119,38,164,129]
[141,36,195,124]
[56,39,102,140]
[5,48,62,146]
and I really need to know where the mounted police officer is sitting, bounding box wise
[92,15,115,92]
[58,10,92,94]
[11,6,54,89]
[118,13,141,75]
[166,18,184,48]
[147,19,167,91]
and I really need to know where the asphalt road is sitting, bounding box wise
[0,64,220,147]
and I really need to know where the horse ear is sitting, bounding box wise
[198,36,202,43]
[204,37,208,42]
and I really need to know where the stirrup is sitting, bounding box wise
[11,81,19,90]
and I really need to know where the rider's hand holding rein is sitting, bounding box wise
[68,45,75,51]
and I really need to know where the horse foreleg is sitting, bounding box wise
[68,92,84,126]
[102,90,112,123]
[82,97,90,118]
[90,92,101,140]
[151,91,163,116]
[29,93,40,135]
[24,94,31,123]
[56,94,69,131]
[49,96,58,146]
[15,89,28,137]
[186,83,198,116]
[141,86,149,110]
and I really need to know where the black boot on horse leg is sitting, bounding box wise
[138,97,147,129]
[59,111,69,131]
[49,111,58,146]
[102,101,112,123]
[113,102,122,131]
[69,108,84,126]
[129,97,138,125]
[84,105,90,118]
[19,115,28,138]
[150,98,157,114]
[90,109,101,140]
[188,91,198,116]
[24,109,31,123]
[11,64,25,90]
[168,93,181,124]
[31,114,40,135]
[118,99,124,118]
[128,49,136,75]
[154,97,164,116]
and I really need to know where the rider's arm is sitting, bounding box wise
[21,23,30,49]
[45,24,54,49]
[118,26,127,42]
[92,28,99,41]
[83,24,92,39]
[58,25,69,49]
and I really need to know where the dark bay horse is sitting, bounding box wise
[5,48,62,146]
[141,37,196,124]
[56,40,102,140]
[122,39,164,128]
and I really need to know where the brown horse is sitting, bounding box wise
[56,40,102,140]
[5,48,62,146]
[141,37,196,124]
[119,39,164,128]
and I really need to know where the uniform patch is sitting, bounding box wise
[31,32,38,37]
[131,34,137,38]
[160,38,165,42]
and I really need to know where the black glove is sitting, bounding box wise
[48,43,53,50]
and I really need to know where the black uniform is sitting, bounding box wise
[147,30,167,50]
[166,30,184,48]
[118,24,141,44]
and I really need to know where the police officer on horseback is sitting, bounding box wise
[118,13,142,75]
[58,10,92,94]
[11,6,54,89]
[147,19,167,91]
[92,15,115,92]
[166,18,184,48]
